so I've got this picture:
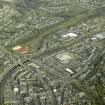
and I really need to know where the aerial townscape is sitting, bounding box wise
[0,0,105,105]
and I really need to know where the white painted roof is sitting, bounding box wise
[65,68,74,74]
[14,87,19,92]
[62,33,77,38]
